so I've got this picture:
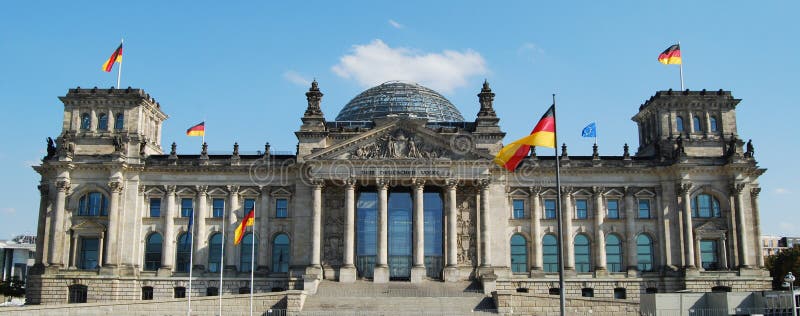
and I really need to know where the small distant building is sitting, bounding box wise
[762,235,786,257]
[0,235,36,283]
[780,237,800,248]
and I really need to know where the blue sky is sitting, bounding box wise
[1,1,798,238]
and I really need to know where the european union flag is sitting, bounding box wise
[581,122,597,138]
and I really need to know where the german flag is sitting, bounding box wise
[658,44,681,65]
[234,208,255,245]
[102,44,123,72]
[186,122,205,136]
[494,105,556,172]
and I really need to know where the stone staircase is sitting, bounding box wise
[298,280,497,315]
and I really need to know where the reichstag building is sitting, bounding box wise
[27,80,769,304]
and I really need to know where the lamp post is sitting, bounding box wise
[786,272,797,316]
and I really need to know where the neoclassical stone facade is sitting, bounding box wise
[27,81,769,305]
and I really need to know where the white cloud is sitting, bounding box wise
[282,70,311,86]
[331,39,488,94]
[775,188,790,195]
[1,208,15,215]
[388,19,404,29]
[517,42,544,62]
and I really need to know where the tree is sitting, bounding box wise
[766,245,800,289]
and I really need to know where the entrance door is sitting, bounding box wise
[388,192,412,279]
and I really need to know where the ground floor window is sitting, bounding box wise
[174,287,186,298]
[614,287,627,299]
[79,238,100,270]
[68,284,88,303]
[543,235,558,272]
[206,287,218,296]
[700,240,719,270]
[510,234,528,274]
[141,286,153,300]
[272,234,290,273]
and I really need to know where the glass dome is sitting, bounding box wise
[335,81,465,122]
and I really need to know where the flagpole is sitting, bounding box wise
[187,210,195,316]
[552,94,567,316]
[249,208,256,316]
[678,41,684,90]
[117,38,123,89]
[219,206,225,316]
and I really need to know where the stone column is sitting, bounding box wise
[751,188,764,268]
[104,180,123,267]
[35,184,49,267]
[310,180,323,269]
[694,237,702,270]
[655,186,670,268]
[160,185,177,274]
[411,179,426,283]
[257,186,270,271]
[720,236,729,270]
[98,234,104,268]
[340,178,357,283]
[69,233,77,269]
[562,187,575,271]
[374,179,390,283]
[730,183,750,268]
[593,187,607,274]
[48,179,70,267]
[678,183,696,269]
[624,187,638,275]
[530,187,543,273]
[225,185,239,269]
[195,186,208,270]
[479,179,492,268]
[444,180,459,282]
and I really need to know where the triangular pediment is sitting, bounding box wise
[72,220,106,232]
[695,220,724,232]
[306,120,493,161]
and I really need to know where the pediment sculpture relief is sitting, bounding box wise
[352,130,446,159]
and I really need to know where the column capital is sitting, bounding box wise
[676,182,693,195]
[412,178,426,190]
[561,186,574,195]
[623,186,637,197]
[750,187,761,198]
[108,180,124,193]
[446,179,459,189]
[345,177,357,188]
[56,180,71,192]
[728,183,746,195]
[311,179,325,189]
[226,185,240,195]
[529,186,543,196]
[260,185,271,194]
[38,183,49,196]
[478,178,491,190]
[196,185,208,195]
[376,178,390,190]
[164,185,177,195]
[138,184,146,195]
[591,186,605,198]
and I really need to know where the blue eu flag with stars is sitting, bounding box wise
[581,122,597,138]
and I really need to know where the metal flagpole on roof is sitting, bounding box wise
[187,209,196,316]
[249,208,256,316]
[678,41,685,90]
[117,38,123,89]
[552,94,567,316]
[219,206,225,316]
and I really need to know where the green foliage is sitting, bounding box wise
[0,277,25,297]
[766,245,800,289]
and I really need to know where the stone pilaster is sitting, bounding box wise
[310,180,323,269]
[624,186,638,275]
[48,179,70,268]
[340,178,357,283]
[104,180,123,268]
[257,186,270,272]
[730,183,750,268]
[530,186,543,276]
[479,179,492,268]
[194,185,208,270]
[225,185,239,270]
[160,185,177,275]
[678,183,695,269]
[593,186,607,275]
[562,187,575,272]
[411,179,426,283]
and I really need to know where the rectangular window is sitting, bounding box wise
[607,199,620,219]
[149,198,161,217]
[180,198,193,218]
[174,287,186,298]
[512,199,525,219]
[638,200,651,219]
[276,198,288,218]
[212,198,225,218]
[575,199,588,219]
[79,238,99,270]
[141,287,153,300]
[700,240,719,270]
[243,198,256,215]
[544,199,556,219]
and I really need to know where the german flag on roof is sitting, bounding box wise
[493,105,556,172]
[102,44,123,72]
[658,44,681,65]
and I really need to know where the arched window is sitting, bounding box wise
[693,116,702,132]
[80,113,91,130]
[114,113,124,130]
[636,234,654,271]
[272,234,290,273]
[709,116,718,132]
[605,234,623,272]
[574,234,591,272]
[542,235,558,273]
[98,113,108,131]
[77,192,108,216]
[240,233,257,272]
[510,234,528,274]
[175,233,191,273]
[676,116,684,132]
[692,194,721,218]
[207,233,222,273]
[144,233,162,271]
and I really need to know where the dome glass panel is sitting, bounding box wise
[335,81,465,122]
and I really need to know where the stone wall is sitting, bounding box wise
[0,291,305,316]
[493,290,640,316]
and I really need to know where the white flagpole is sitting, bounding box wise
[117,38,123,89]
[249,208,256,316]
[219,206,225,316]
[187,210,196,316]
[678,41,685,90]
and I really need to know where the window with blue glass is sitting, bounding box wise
[175,233,191,273]
[638,200,651,219]
[512,199,525,219]
[388,192,412,279]
[544,199,556,219]
[144,233,162,271]
[605,234,623,272]
[700,240,719,270]
[636,234,654,271]
[423,192,443,278]
[240,233,257,272]
[575,199,588,219]
[98,113,108,131]
[180,198,193,218]
[78,192,108,216]
[574,234,591,272]
[149,198,161,217]
[212,198,225,218]
[272,234,290,273]
[207,233,222,273]
[607,199,620,219]
[80,113,91,130]
[676,116,685,132]
[275,198,288,218]
[510,234,528,274]
[542,235,558,272]
[710,116,718,132]
[356,192,378,278]
[243,198,256,216]
[693,116,702,132]
[692,194,721,218]
[114,113,124,130]
[79,237,100,270]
